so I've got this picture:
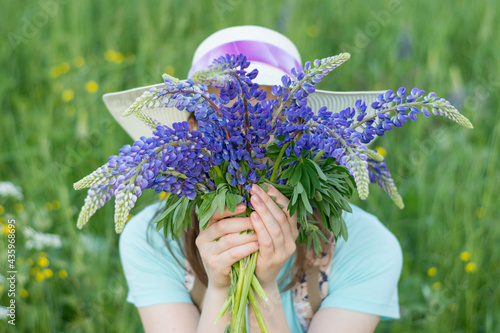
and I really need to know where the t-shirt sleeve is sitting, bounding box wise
[319,205,403,319]
[119,202,193,308]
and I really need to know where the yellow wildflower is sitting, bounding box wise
[427,267,437,277]
[158,192,170,200]
[114,52,124,64]
[164,65,175,76]
[0,205,4,214]
[21,289,29,298]
[105,50,115,62]
[73,56,85,67]
[50,66,60,78]
[26,258,34,266]
[59,62,70,74]
[460,251,471,262]
[37,256,49,267]
[105,50,124,64]
[14,203,24,213]
[30,267,40,275]
[40,252,47,257]
[43,269,53,278]
[53,200,61,210]
[44,202,53,212]
[375,146,387,157]
[432,282,442,290]
[2,224,8,235]
[58,269,68,279]
[85,81,99,93]
[35,272,45,282]
[465,262,477,273]
[62,89,74,102]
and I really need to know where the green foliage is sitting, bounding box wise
[272,152,354,253]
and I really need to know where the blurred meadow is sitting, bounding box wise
[1,0,499,331]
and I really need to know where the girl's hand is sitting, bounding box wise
[249,184,299,288]
[195,204,259,290]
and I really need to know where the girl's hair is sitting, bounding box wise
[166,208,334,291]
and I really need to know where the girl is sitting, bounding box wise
[109,26,403,333]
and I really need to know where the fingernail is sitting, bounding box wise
[250,212,258,222]
[252,194,262,206]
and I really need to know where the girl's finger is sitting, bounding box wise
[212,230,258,255]
[208,204,247,227]
[204,217,253,241]
[218,241,260,267]
[264,183,299,239]
[251,185,292,242]
[250,209,274,258]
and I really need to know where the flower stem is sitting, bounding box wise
[270,142,290,183]
[234,252,258,331]
[313,150,326,162]
[214,165,223,178]
[252,275,268,302]
[248,288,269,333]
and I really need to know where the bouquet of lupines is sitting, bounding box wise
[74,53,472,332]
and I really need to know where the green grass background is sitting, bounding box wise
[1,0,499,331]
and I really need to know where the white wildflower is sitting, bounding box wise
[24,227,62,250]
[0,306,9,320]
[0,181,23,200]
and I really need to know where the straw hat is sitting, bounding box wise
[103,25,385,141]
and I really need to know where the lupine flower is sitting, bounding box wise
[75,52,472,232]
[73,51,474,333]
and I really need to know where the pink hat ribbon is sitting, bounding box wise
[188,40,303,79]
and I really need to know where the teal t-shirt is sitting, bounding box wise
[119,202,402,331]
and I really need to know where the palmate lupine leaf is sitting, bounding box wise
[271,151,355,251]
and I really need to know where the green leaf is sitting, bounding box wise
[225,172,233,184]
[313,232,322,254]
[270,195,285,209]
[288,165,302,187]
[300,192,313,214]
[199,202,218,229]
[305,163,321,192]
[330,215,341,236]
[217,189,227,214]
[296,181,304,194]
[307,159,327,180]
[154,197,182,225]
[301,167,311,196]
[226,192,237,212]
[340,218,349,241]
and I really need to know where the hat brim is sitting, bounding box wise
[103,84,385,142]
